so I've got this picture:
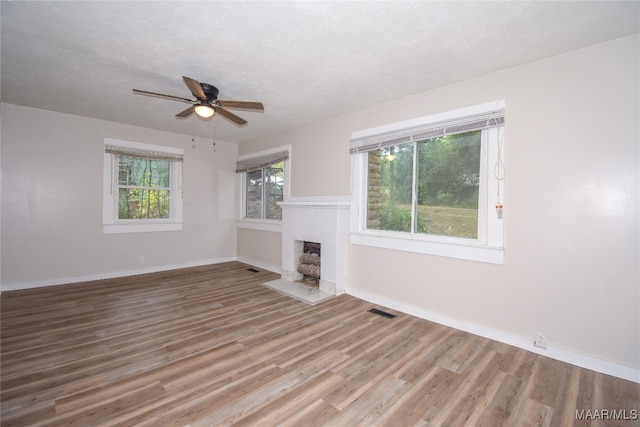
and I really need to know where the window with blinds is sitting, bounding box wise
[103,138,184,234]
[236,147,290,225]
[350,101,505,264]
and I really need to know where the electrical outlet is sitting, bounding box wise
[139,256,145,264]
[534,332,547,349]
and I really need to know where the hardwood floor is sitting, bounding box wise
[1,261,638,426]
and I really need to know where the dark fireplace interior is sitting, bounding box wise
[297,241,321,287]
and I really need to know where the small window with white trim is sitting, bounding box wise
[236,146,290,232]
[103,138,183,234]
[350,101,505,264]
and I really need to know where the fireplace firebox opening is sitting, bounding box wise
[296,241,321,287]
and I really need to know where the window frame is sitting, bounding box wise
[237,145,291,233]
[103,138,184,234]
[350,102,505,264]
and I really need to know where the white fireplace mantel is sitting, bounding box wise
[278,196,350,295]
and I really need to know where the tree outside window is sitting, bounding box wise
[367,130,482,239]
[245,161,284,220]
[117,156,171,220]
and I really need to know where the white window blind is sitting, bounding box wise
[105,144,184,162]
[236,150,289,173]
[350,108,504,154]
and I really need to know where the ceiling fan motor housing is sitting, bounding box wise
[200,83,219,101]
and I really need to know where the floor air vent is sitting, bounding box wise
[368,308,397,319]
[247,268,260,273]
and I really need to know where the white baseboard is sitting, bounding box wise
[236,257,281,275]
[346,287,640,384]
[0,257,236,292]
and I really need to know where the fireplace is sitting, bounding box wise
[279,197,350,296]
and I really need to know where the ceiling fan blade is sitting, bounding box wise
[215,107,247,125]
[175,106,194,118]
[217,100,264,111]
[182,76,206,100]
[133,89,193,103]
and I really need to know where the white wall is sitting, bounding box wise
[238,36,640,376]
[237,227,282,272]
[1,104,238,289]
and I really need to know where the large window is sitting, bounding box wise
[237,147,290,232]
[245,161,284,220]
[351,102,505,264]
[117,155,171,220]
[103,139,183,234]
[367,130,482,238]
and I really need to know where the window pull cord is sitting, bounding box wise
[494,127,505,218]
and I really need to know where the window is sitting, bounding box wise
[245,161,284,220]
[103,139,183,234]
[351,101,505,264]
[117,155,171,220]
[367,130,482,238]
[236,146,290,232]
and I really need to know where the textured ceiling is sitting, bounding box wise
[2,1,638,144]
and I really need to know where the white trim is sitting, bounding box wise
[103,222,183,234]
[346,287,640,383]
[0,258,236,292]
[236,219,282,233]
[279,195,351,209]
[350,232,504,264]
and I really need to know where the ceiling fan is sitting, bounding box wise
[133,76,264,126]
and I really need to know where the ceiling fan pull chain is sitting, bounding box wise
[213,123,217,152]
[192,115,196,149]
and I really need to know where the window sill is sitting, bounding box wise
[350,230,504,265]
[236,218,282,233]
[103,222,183,234]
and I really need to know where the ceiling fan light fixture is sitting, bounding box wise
[194,102,214,118]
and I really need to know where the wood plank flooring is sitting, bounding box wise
[1,261,638,426]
